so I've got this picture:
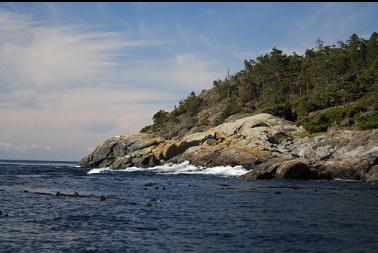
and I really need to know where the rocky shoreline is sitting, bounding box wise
[80,113,378,182]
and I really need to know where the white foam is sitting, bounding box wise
[86,161,248,177]
[87,167,111,175]
[334,178,360,182]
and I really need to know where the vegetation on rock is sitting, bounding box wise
[141,33,378,138]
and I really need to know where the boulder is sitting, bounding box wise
[79,133,161,168]
[110,155,131,170]
[239,163,278,180]
[275,159,311,179]
[322,157,376,180]
[365,165,378,182]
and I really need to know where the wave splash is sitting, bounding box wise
[87,161,248,177]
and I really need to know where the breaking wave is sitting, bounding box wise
[87,161,248,177]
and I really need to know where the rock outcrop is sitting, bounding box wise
[80,133,163,168]
[79,113,378,181]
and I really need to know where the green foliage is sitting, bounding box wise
[299,113,331,133]
[356,111,378,129]
[213,80,239,100]
[142,32,378,135]
[152,110,169,125]
[173,91,202,117]
[298,103,372,133]
[366,32,378,64]
[221,102,240,120]
[140,125,152,133]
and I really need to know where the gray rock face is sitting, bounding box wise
[365,165,378,181]
[79,113,378,181]
[79,134,162,168]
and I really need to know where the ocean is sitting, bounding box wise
[0,160,377,252]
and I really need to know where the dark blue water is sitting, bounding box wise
[1,160,378,252]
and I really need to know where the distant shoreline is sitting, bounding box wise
[0,159,78,164]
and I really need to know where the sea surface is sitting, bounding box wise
[0,160,378,253]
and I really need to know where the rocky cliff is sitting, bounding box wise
[80,113,378,181]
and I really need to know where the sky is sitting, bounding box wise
[0,3,377,161]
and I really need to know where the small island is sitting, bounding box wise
[80,33,378,182]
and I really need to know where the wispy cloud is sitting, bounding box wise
[122,53,222,92]
[0,141,52,158]
[1,3,375,160]
[0,85,176,159]
[280,3,375,50]
[0,9,165,89]
[0,9,184,159]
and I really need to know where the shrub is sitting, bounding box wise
[356,111,378,129]
[221,102,240,120]
[175,92,202,116]
[140,125,152,133]
[299,113,330,133]
[298,104,370,133]
[152,110,169,125]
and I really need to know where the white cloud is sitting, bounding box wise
[122,53,222,91]
[0,86,174,127]
[0,87,171,160]
[0,9,224,160]
[280,3,373,50]
[0,9,164,89]
[0,141,51,155]
[0,9,38,32]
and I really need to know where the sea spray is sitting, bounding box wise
[87,161,248,177]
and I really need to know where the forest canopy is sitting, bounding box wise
[142,33,378,137]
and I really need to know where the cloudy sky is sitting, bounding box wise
[0,3,377,161]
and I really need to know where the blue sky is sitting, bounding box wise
[0,3,377,160]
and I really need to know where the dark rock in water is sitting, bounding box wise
[275,160,311,179]
[74,192,79,196]
[149,198,160,203]
[99,195,107,201]
[216,183,231,187]
[144,182,158,187]
[23,189,28,193]
[56,192,61,196]
[218,187,236,190]
[239,163,277,180]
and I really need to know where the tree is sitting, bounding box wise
[347,33,366,71]
[366,32,378,64]
[152,110,168,125]
[315,38,324,50]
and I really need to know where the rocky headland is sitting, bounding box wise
[80,33,378,181]
[80,113,378,182]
